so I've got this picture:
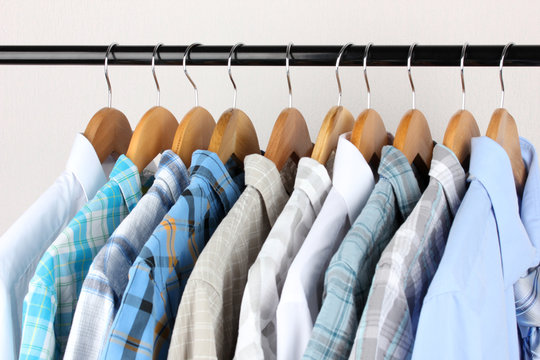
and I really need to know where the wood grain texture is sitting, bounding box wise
[126,106,178,172]
[265,107,313,170]
[443,109,480,167]
[83,107,132,163]
[171,106,216,168]
[208,108,260,164]
[486,108,526,196]
[351,108,389,166]
[311,105,354,165]
[394,109,433,168]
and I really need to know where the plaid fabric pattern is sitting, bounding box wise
[167,155,297,360]
[350,145,466,360]
[303,146,422,360]
[19,155,141,360]
[100,150,244,360]
[64,151,189,360]
[235,157,332,360]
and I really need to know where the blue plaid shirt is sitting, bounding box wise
[303,146,422,360]
[19,155,142,360]
[101,150,244,360]
[64,151,189,360]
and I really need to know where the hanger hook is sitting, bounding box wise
[407,43,417,110]
[286,42,293,108]
[499,42,514,108]
[228,43,243,109]
[184,43,201,107]
[152,43,163,106]
[363,43,373,109]
[460,43,468,110]
[104,43,117,108]
[335,43,353,106]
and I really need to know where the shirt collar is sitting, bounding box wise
[65,133,108,201]
[244,154,291,226]
[189,150,244,212]
[109,155,142,212]
[152,150,190,202]
[378,145,422,219]
[293,157,332,214]
[519,137,540,254]
[333,132,375,224]
[469,136,536,285]
[429,144,467,217]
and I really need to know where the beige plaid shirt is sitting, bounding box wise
[167,154,297,360]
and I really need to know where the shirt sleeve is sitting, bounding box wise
[20,278,57,360]
[168,279,223,359]
[64,270,116,360]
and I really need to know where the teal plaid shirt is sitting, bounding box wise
[303,146,422,360]
[19,155,142,360]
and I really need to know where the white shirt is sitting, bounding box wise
[234,156,332,360]
[0,133,110,360]
[275,133,375,360]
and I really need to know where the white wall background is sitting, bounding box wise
[1,0,540,234]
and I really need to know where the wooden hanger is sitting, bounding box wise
[393,44,433,171]
[170,44,216,168]
[487,108,525,194]
[125,44,179,173]
[443,44,480,167]
[312,105,354,164]
[84,107,132,163]
[126,106,178,172]
[486,43,526,195]
[265,43,312,170]
[172,107,215,168]
[84,43,132,163]
[265,107,312,170]
[208,43,260,163]
[350,43,389,166]
[443,109,479,166]
[311,44,355,165]
[208,108,259,164]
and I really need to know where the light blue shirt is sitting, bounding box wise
[412,136,539,360]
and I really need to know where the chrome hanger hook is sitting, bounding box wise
[228,43,243,109]
[184,43,201,107]
[407,43,417,110]
[336,43,353,106]
[152,43,163,106]
[460,43,468,110]
[286,42,293,108]
[499,42,514,108]
[363,43,373,109]
[104,43,118,108]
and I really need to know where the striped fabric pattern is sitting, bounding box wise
[303,146,422,360]
[64,151,190,360]
[19,155,142,360]
[100,150,244,360]
[234,157,332,360]
[351,144,466,360]
[168,155,297,360]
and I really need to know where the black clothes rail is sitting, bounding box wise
[1,45,540,67]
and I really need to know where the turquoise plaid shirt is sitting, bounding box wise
[101,150,244,360]
[303,146,422,360]
[19,155,142,360]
